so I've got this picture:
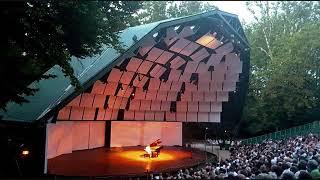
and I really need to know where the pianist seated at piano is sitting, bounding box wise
[144,139,163,158]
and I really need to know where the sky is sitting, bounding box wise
[207,1,255,24]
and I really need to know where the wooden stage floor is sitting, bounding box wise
[48,146,206,177]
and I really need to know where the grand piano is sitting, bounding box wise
[144,139,163,158]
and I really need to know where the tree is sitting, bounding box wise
[0,1,142,110]
[240,1,320,136]
[134,1,218,24]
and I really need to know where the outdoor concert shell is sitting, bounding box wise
[0,10,250,176]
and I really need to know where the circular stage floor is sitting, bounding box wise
[48,146,206,177]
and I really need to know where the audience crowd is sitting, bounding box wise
[149,134,320,179]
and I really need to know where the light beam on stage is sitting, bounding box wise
[119,149,174,162]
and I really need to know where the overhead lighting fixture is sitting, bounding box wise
[153,32,158,38]
[21,150,30,157]
[174,25,180,31]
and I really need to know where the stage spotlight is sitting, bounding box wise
[21,150,29,157]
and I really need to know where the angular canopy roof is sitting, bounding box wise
[0,10,249,123]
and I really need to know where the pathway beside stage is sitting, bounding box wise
[189,143,231,162]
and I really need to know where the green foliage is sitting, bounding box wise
[134,1,218,24]
[240,1,320,136]
[0,1,141,110]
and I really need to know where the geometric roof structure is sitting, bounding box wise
[0,10,250,126]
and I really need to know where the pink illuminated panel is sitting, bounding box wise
[92,94,106,108]
[119,71,135,85]
[187,112,197,122]
[188,102,198,112]
[110,121,182,147]
[198,72,211,82]
[198,112,209,122]
[124,110,134,120]
[126,57,143,72]
[154,112,164,121]
[168,69,182,82]
[204,92,217,102]
[196,62,208,73]
[166,112,176,121]
[129,99,141,111]
[110,109,118,120]
[181,91,192,102]
[69,107,84,120]
[150,101,161,111]
[135,111,145,120]
[217,91,229,102]
[167,91,178,101]
[155,51,174,65]
[206,54,224,66]
[80,93,94,107]
[184,61,198,73]
[107,68,123,83]
[185,82,197,92]
[192,92,204,102]
[47,122,73,159]
[96,108,106,120]
[72,122,90,151]
[190,48,209,63]
[169,38,191,53]
[179,73,192,82]
[180,42,200,56]
[133,74,149,87]
[82,107,96,120]
[159,81,172,91]
[209,112,221,122]
[137,61,153,75]
[176,112,187,122]
[170,56,186,69]
[160,101,171,111]
[140,100,151,111]
[170,81,182,91]
[145,90,157,100]
[57,107,71,120]
[149,64,166,78]
[91,81,106,94]
[47,121,106,159]
[176,101,188,112]
[198,81,210,92]
[211,102,222,112]
[104,108,113,120]
[146,47,164,62]
[144,111,155,120]
[148,78,161,90]
[199,102,210,112]
[89,122,106,149]
[135,88,146,100]
[104,82,118,96]
[157,91,168,101]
